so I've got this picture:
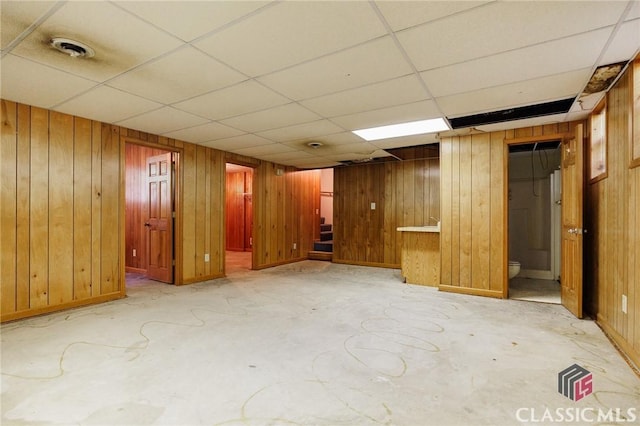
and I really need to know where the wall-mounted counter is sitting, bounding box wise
[397,225,440,287]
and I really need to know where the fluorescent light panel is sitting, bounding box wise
[353,118,449,141]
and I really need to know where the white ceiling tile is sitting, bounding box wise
[257,37,414,100]
[421,28,612,98]
[331,100,442,131]
[316,142,382,156]
[398,1,629,71]
[11,1,183,82]
[322,151,389,162]
[1,54,97,109]
[1,1,58,50]
[260,150,316,163]
[375,1,490,32]
[162,121,243,144]
[231,142,297,156]
[256,120,344,142]
[114,1,270,42]
[107,46,246,104]
[220,103,321,133]
[439,69,592,118]
[574,93,605,112]
[117,106,208,134]
[173,80,289,120]
[301,75,427,118]
[625,1,640,20]
[296,131,365,147]
[194,1,386,77]
[201,134,272,152]
[292,159,341,169]
[55,85,162,124]
[599,19,640,65]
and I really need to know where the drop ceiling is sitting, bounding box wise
[1,0,639,169]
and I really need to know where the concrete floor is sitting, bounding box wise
[509,277,561,304]
[2,261,639,425]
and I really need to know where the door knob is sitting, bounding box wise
[144,223,151,227]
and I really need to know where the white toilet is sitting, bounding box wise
[508,261,521,279]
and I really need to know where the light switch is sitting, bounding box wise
[371,202,376,210]
[204,253,210,262]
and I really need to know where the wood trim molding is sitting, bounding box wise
[504,133,568,146]
[1,292,125,323]
[252,257,309,270]
[332,259,400,269]
[438,285,505,299]
[597,314,640,372]
[120,135,184,286]
[180,273,225,285]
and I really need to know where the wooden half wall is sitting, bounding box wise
[1,100,320,322]
[439,122,580,298]
[251,160,321,268]
[333,146,440,267]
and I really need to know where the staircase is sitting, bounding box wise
[308,217,333,261]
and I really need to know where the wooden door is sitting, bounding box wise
[146,153,173,283]
[560,124,584,318]
[244,171,253,250]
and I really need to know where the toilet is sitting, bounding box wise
[508,261,521,279]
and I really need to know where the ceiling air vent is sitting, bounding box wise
[50,37,95,58]
[448,97,575,129]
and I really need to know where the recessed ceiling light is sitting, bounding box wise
[307,141,323,148]
[50,37,95,58]
[353,118,449,141]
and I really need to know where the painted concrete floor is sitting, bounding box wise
[509,277,561,304]
[2,261,639,425]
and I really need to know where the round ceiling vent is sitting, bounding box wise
[307,141,323,149]
[50,37,95,58]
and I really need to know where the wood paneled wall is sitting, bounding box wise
[252,161,321,268]
[1,101,123,321]
[225,171,252,251]
[1,100,320,321]
[439,123,578,298]
[333,146,440,267]
[125,144,170,272]
[586,63,640,367]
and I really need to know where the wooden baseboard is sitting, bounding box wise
[438,284,505,299]
[252,257,308,270]
[597,314,640,375]
[1,292,125,323]
[332,259,400,269]
[180,273,225,285]
[125,266,146,274]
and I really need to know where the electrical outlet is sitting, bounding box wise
[622,294,627,314]
[132,249,136,257]
[371,202,376,210]
[204,253,210,262]
[293,243,297,250]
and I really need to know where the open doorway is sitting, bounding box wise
[309,168,333,260]
[507,141,562,304]
[225,163,254,274]
[125,142,178,287]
